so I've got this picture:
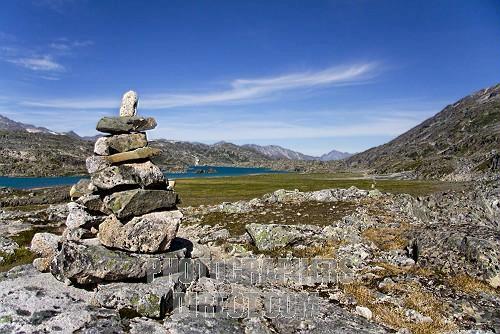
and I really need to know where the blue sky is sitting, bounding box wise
[0,0,499,155]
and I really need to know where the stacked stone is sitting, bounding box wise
[29,92,209,319]
[64,90,181,253]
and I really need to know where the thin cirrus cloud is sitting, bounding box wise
[7,55,65,72]
[147,116,419,142]
[21,62,379,109]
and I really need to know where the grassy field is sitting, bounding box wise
[174,172,468,207]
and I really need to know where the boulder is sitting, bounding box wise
[91,161,166,190]
[119,90,138,117]
[103,189,178,219]
[94,132,147,155]
[30,233,64,256]
[69,179,93,199]
[93,261,208,318]
[0,236,19,256]
[98,211,181,253]
[93,275,181,318]
[75,194,109,214]
[0,265,123,333]
[62,227,95,241]
[51,239,184,285]
[245,223,323,251]
[65,202,104,230]
[96,116,157,134]
[85,155,111,173]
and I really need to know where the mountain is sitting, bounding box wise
[319,149,352,161]
[150,140,271,168]
[0,115,55,134]
[0,130,93,176]
[347,83,500,179]
[242,144,316,160]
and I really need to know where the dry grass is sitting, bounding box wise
[362,224,410,251]
[448,273,500,296]
[293,240,344,258]
[342,281,456,334]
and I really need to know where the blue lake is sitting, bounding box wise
[0,166,285,189]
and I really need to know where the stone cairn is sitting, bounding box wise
[31,91,206,319]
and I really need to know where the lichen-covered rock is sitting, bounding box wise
[0,236,19,256]
[119,90,138,117]
[65,202,105,230]
[103,189,178,219]
[91,161,166,190]
[0,265,124,333]
[93,275,180,318]
[94,132,147,155]
[245,223,323,251]
[31,233,61,272]
[51,239,184,285]
[75,194,109,214]
[98,211,181,253]
[96,116,157,134]
[85,155,111,173]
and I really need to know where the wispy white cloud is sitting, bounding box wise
[21,62,379,108]
[147,116,420,142]
[0,36,92,79]
[49,39,94,51]
[7,55,65,71]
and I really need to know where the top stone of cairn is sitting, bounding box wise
[96,90,156,134]
[119,90,138,117]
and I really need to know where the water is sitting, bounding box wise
[0,166,285,189]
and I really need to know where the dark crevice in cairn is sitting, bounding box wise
[30,91,207,320]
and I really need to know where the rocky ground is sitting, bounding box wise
[0,176,498,333]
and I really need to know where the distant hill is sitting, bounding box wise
[0,114,347,176]
[319,149,352,161]
[347,84,500,179]
[0,115,55,134]
[242,144,316,160]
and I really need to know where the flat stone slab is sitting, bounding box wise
[91,161,166,190]
[93,275,181,318]
[94,132,147,155]
[98,211,182,253]
[106,147,161,164]
[245,223,323,251]
[0,265,124,333]
[104,189,178,219]
[96,116,157,134]
[51,239,186,285]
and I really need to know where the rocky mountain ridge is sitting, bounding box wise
[347,83,500,180]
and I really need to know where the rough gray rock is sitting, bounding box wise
[245,223,322,251]
[51,239,186,285]
[0,236,19,256]
[103,189,178,219]
[85,155,111,173]
[98,211,181,253]
[93,274,183,318]
[75,194,109,214]
[30,233,61,273]
[91,161,166,190]
[0,265,124,333]
[65,202,104,230]
[119,90,138,117]
[94,132,148,156]
[106,147,161,164]
[96,116,157,134]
